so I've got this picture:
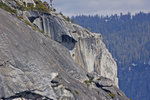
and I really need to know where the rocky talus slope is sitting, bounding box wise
[0,0,128,100]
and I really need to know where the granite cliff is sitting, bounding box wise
[23,10,118,86]
[0,0,127,100]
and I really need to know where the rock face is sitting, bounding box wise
[0,9,85,99]
[0,0,128,99]
[0,8,128,100]
[74,36,118,86]
[23,11,118,86]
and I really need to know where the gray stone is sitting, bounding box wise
[94,77,114,87]
[23,11,118,86]
[0,8,86,99]
[0,6,128,100]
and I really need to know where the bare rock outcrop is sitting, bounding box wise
[0,8,86,99]
[0,1,128,99]
[0,8,128,100]
[23,11,118,86]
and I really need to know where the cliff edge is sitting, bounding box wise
[24,10,118,86]
[0,0,127,100]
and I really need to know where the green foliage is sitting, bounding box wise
[74,90,79,95]
[16,1,27,11]
[38,30,44,33]
[24,20,32,26]
[66,17,70,22]
[34,0,50,13]
[109,93,116,98]
[129,98,132,100]
[24,19,37,31]
[24,19,45,34]
[17,16,23,20]
[84,80,90,87]
[31,25,38,31]
[84,77,93,87]
[0,0,51,14]
[72,54,75,57]
[56,74,59,78]
[15,1,35,11]
[38,30,45,34]
[0,2,17,14]
[59,12,70,22]
[59,12,63,16]
[71,19,75,23]
[97,77,102,80]
[27,3,34,10]
[88,78,93,83]
[53,8,56,12]
[87,27,91,31]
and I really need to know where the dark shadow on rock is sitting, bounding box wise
[61,35,77,50]
[1,91,53,100]
[28,16,40,23]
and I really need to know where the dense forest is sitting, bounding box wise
[71,12,150,100]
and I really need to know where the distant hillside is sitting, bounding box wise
[72,12,150,100]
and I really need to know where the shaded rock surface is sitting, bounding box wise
[0,8,85,99]
[23,11,118,86]
[0,1,128,99]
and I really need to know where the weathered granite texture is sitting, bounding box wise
[0,8,128,100]
[23,11,118,86]
[0,8,86,99]
[0,0,118,86]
